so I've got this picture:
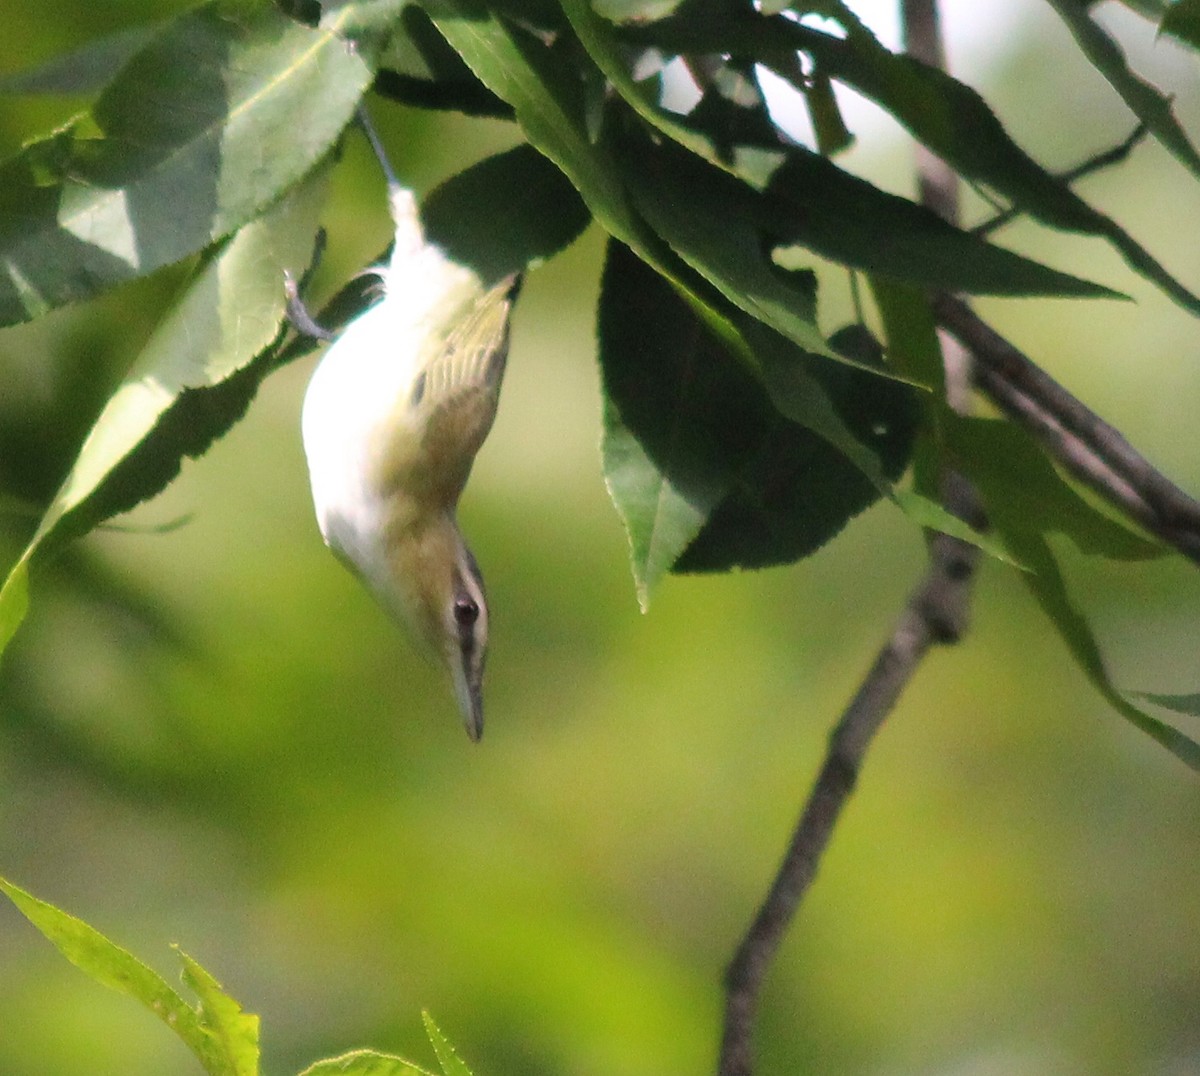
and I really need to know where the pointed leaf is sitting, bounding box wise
[422,1013,474,1076]
[1132,691,1200,715]
[564,0,1120,303]
[0,0,379,326]
[179,950,260,1076]
[623,132,1116,323]
[1000,528,1200,770]
[0,876,227,1075]
[947,416,1166,561]
[599,240,916,600]
[1047,0,1200,180]
[375,3,512,117]
[618,7,1200,314]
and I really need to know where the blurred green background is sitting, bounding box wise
[1,2,1199,1074]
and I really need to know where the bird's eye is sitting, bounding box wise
[454,596,479,627]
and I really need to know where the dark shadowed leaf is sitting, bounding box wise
[1160,0,1200,48]
[562,0,1122,303]
[375,0,512,116]
[0,0,385,326]
[420,143,590,284]
[1132,691,1200,716]
[0,21,163,96]
[1046,0,1200,177]
[624,131,1117,311]
[613,6,1200,314]
[599,241,916,604]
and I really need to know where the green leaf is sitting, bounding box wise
[422,1012,474,1076]
[298,1052,435,1076]
[0,876,246,1076]
[179,951,260,1076]
[1047,0,1200,179]
[565,5,1119,306]
[0,558,29,655]
[1132,691,1200,715]
[891,489,1023,567]
[426,0,779,376]
[999,529,1200,771]
[375,3,512,117]
[600,242,743,606]
[1160,0,1200,48]
[420,143,590,284]
[599,240,916,603]
[622,131,1117,312]
[0,21,163,96]
[615,6,1200,313]
[947,416,1166,561]
[0,0,380,326]
[0,164,328,659]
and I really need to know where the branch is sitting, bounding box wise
[718,482,981,1076]
[717,4,986,1073]
[932,293,1200,563]
[973,122,1150,238]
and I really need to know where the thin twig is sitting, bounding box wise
[974,121,1150,237]
[933,293,1200,563]
[719,492,980,1076]
[716,3,983,1073]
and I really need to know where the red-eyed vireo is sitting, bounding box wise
[297,112,518,741]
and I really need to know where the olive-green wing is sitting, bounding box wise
[415,275,520,503]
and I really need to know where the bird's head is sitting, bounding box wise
[382,516,490,741]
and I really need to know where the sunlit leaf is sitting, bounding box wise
[179,950,260,1076]
[0,559,29,659]
[423,1012,474,1076]
[0,876,236,1075]
[0,0,383,326]
[299,1051,434,1076]
[0,165,328,658]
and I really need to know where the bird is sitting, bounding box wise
[297,110,518,741]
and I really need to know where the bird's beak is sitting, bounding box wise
[451,659,484,742]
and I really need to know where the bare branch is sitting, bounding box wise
[717,4,986,1073]
[933,293,1200,563]
[718,503,980,1076]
